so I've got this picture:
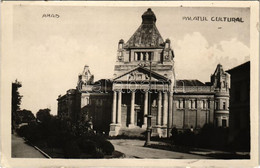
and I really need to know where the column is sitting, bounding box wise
[140,52,143,61]
[143,91,148,125]
[130,91,135,126]
[134,53,137,61]
[168,92,173,128]
[162,92,168,126]
[112,91,117,124]
[157,91,162,125]
[117,91,122,124]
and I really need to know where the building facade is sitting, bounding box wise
[227,61,250,150]
[57,8,230,137]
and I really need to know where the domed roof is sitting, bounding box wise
[124,8,164,48]
[142,8,157,24]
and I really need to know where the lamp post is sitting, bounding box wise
[144,60,152,146]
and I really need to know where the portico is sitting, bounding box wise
[109,66,172,137]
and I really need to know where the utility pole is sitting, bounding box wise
[144,60,152,146]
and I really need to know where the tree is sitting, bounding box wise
[12,79,22,134]
[16,109,35,124]
[36,108,52,123]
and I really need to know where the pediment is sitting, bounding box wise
[113,66,169,82]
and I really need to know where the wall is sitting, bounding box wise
[173,94,215,130]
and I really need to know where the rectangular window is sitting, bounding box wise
[204,100,207,109]
[222,119,227,127]
[134,52,154,61]
[137,53,141,60]
[148,52,153,61]
[143,52,146,61]
[176,101,179,109]
[190,100,196,109]
[178,100,184,109]
[223,102,226,110]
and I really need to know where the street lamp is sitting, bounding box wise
[144,60,152,146]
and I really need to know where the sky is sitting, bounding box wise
[11,5,250,115]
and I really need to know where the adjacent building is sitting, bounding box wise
[173,63,230,130]
[57,8,230,137]
[227,61,250,150]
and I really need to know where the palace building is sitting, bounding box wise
[57,8,230,137]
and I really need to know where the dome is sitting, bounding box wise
[124,8,164,48]
[119,39,124,44]
[142,8,157,24]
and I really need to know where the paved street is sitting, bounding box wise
[110,139,210,159]
[12,134,46,158]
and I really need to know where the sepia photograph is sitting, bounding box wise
[1,1,259,167]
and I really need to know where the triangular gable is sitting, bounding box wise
[113,66,170,82]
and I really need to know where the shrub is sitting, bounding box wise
[25,123,43,143]
[100,140,114,155]
[171,124,230,150]
[63,140,81,158]
[17,123,43,143]
[17,125,29,137]
[47,135,60,148]
[118,128,146,138]
[79,140,97,155]
[171,127,178,139]
[93,149,104,158]
[82,135,114,156]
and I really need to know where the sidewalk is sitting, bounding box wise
[110,139,210,159]
[12,134,46,158]
[147,140,250,159]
